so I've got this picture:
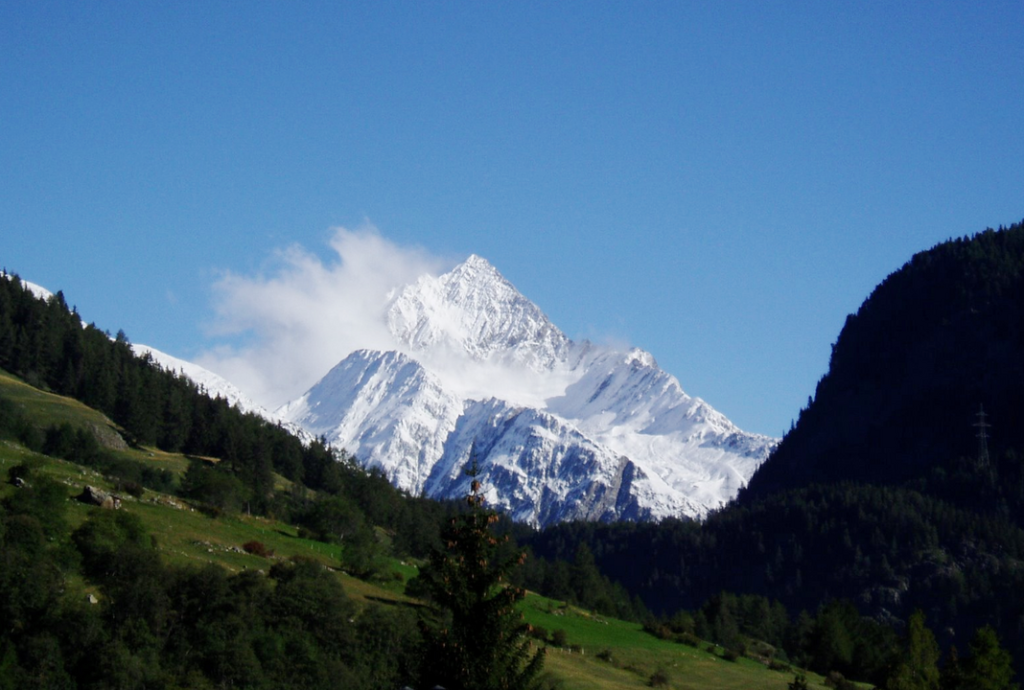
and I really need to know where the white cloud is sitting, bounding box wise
[196,225,447,408]
[195,225,620,416]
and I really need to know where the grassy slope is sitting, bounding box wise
[0,370,831,689]
[520,594,834,690]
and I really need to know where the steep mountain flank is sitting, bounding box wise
[523,222,1024,675]
[744,221,1024,517]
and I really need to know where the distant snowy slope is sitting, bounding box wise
[4,273,58,304]
[132,344,266,417]
[19,279,55,302]
[424,397,697,525]
[546,347,771,510]
[132,343,309,440]
[4,273,308,440]
[277,349,464,491]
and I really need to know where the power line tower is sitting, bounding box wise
[974,404,991,468]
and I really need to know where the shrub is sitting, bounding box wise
[788,673,810,690]
[825,671,857,690]
[180,461,244,513]
[196,503,223,519]
[643,620,673,640]
[118,480,145,498]
[722,648,740,662]
[550,629,568,647]
[72,510,153,579]
[17,423,43,452]
[7,462,34,484]
[528,625,549,642]
[243,540,273,558]
[677,632,701,647]
[340,523,387,580]
[648,668,671,687]
[666,609,695,635]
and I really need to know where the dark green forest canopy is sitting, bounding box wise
[744,220,1024,504]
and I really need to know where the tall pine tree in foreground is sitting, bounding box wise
[416,464,544,690]
[887,610,940,690]
[941,626,1019,690]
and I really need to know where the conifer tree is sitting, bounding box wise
[417,462,544,690]
[887,610,940,690]
[958,626,1017,690]
[940,646,965,690]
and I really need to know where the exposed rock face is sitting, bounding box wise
[89,423,128,451]
[77,485,120,510]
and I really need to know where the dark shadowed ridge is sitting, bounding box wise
[742,219,1024,513]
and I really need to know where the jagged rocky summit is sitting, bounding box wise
[277,255,777,527]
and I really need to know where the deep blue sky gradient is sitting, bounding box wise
[3,2,1023,435]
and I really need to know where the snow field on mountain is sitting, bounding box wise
[279,255,778,526]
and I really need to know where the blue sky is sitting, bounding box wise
[2,2,1023,437]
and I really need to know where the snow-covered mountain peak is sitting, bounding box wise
[386,255,571,371]
[275,252,779,525]
[452,253,498,277]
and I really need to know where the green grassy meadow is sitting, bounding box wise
[519,594,831,689]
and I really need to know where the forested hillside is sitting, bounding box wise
[524,221,1024,680]
[744,221,1024,510]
